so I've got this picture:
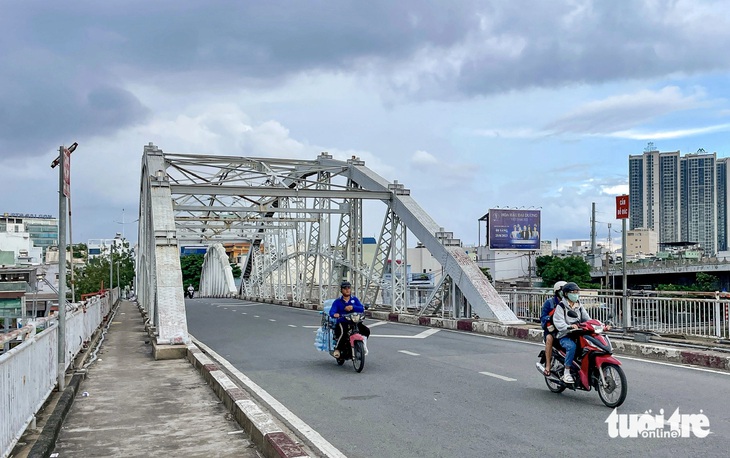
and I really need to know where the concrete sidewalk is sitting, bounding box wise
[46,300,262,457]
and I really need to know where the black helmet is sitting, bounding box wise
[562,282,580,294]
[340,280,352,289]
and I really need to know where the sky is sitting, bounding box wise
[2,1,730,250]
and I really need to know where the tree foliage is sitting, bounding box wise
[537,255,593,288]
[480,267,493,282]
[72,242,135,297]
[658,272,720,292]
[180,254,243,291]
[181,254,205,291]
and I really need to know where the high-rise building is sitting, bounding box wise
[680,152,717,255]
[629,148,725,256]
[0,213,58,257]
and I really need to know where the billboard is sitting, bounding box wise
[488,209,541,250]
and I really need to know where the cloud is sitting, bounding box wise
[545,86,705,135]
[609,123,730,140]
[411,150,438,166]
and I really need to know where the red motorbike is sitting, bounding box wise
[536,316,627,407]
[319,311,366,373]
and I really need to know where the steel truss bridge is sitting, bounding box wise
[136,143,520,349]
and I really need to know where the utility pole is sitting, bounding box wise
[51,142,77,391]
[591,202,597,255]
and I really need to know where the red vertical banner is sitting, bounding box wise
[616,195,629,219]
[63,147,71,197]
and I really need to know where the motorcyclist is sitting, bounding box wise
[187,284,194,298]
[329,280,370,358]
[552,282,591,384]
[537,280,566,376]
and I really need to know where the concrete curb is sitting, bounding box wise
[243,297,730,372]
[26,373,84,458]
[369,310,730,371]
[186,345,310,458]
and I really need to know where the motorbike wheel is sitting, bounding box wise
[597,364,627,408]
[352,341,365,373]
[544,374,565,393]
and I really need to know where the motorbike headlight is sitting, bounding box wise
[593,326,603,334]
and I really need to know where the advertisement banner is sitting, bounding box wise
[488,209,541,250]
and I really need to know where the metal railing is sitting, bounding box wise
[0,288,118,458]
[495,287,730,339]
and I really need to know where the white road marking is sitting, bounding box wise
[191,337,346,458]
[367,321,388,328]
[302,325,321,329]
[288,325,297,328]
[479,371,516,382]
[254,315,260,318]
[269,319,276,322]
[371,328,441,339]
[215,303,257,307]
[242,312,247,315]
[398,350,420,356]
[227,430,245,435]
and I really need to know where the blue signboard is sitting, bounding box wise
[488,209,541,250]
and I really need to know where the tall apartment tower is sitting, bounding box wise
[716,158,730,251]
[629,148,725,256]
[628,149,681,245]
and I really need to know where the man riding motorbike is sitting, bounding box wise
[537,280,566,376]
[329,280,370,358]
[552,282,591,384]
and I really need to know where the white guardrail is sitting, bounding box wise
[0,288,119,458]
[497,288,730,339]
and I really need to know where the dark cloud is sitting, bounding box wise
[2,1,730,154]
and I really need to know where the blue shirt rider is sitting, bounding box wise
[329,281,370,357]
[538,280,566,376]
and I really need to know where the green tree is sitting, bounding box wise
[231,262,242,279]
[180,254,205,291]
[72,241,135,296]
[538,255,593,288]
[693,272,719,292]
[480,266,493,282]
[535,255,554,278]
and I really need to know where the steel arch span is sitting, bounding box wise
[137,144,521,352]
[199,243,238,298]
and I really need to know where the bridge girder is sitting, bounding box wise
[137,144,521,349]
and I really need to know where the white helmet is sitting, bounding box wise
[553,281,567,294]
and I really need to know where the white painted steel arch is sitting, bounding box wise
[136,144,522,340]
[199,243,237,297]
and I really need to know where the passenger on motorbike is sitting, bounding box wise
[329,281,371,358]
[538,280,566,376]
[552,282,591,384]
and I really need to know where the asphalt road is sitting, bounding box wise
[186,298,730,457]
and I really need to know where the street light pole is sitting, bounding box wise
[56,146,67,391]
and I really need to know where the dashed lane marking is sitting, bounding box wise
[479,371,516,382]
[398,350,420,356]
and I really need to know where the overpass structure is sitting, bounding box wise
[136,143,520,355]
